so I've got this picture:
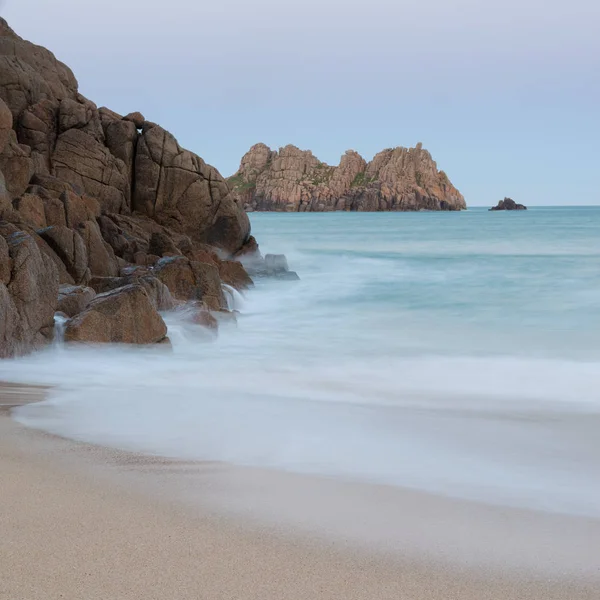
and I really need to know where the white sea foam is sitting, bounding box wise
[4,209,600,517]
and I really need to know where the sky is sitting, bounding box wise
[2,0,599,206]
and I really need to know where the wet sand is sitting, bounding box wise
[1,383,599,600]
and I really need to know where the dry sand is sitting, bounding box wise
[1,383,599,600]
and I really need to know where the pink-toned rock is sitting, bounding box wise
[230,142,465,212]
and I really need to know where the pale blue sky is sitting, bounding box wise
[2,0,599,206]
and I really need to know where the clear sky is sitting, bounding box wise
[2,0,598,206]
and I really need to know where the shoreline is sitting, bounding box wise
[2,383,599,599]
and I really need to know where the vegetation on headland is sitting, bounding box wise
[227,173,256,192]
[351,172,376,188]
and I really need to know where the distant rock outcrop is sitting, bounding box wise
[229,143,465,212]
[490,198,527,211]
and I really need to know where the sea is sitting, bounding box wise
[4,207,600,518]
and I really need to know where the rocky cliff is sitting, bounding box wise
[229,143,465,212]
[0,18,263,357]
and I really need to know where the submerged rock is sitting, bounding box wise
[64,284,167,344]
[490,198,527,211]
[191,307,219,331]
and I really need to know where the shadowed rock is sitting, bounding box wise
[39,225,89,284]
[133,122,250,252]
[0,227,58,357]
[490,197,527,211]
[76,220,119,277]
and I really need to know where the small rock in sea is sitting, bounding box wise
[241,252,300,281]
[490,197,527,211]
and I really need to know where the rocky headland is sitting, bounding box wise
[229,143,465,212]
[490,198,527,211]
[0,18,284,357]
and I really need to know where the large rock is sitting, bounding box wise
[0,228,58,357]
[148,231,180,257]
[0,17,265,358]
[241,252,300,281]
[97,212,193,264]
[52,128,129,213]
[76,220,119,277]
[17,98,59,174]
[0,97,12,153]
[33,187,67,227]
[57,284,96,317]
[123,111,145,129]
[30,230,75,285]
[0,233,10,284]
[133,123,250,253]
[153,255,225,310]
[12,193,47,229]
[62,190,100,228]
[218,260,253,291]
[39,225,89,284]
[0,18,78,120]
[88,274,175,311]
[0,129,34,197]
[64,284,167,344]
[230,142,465,212]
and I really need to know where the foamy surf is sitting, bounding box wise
[3,209,600,519]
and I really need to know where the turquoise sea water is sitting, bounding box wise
[6,207,600,516]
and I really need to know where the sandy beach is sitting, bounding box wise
[1,384,599,600]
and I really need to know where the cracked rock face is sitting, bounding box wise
[0,17,251,254]
[133,123,250,252]
[230,142,465,212]
[0,227,59,358]
[0,17,258,356]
